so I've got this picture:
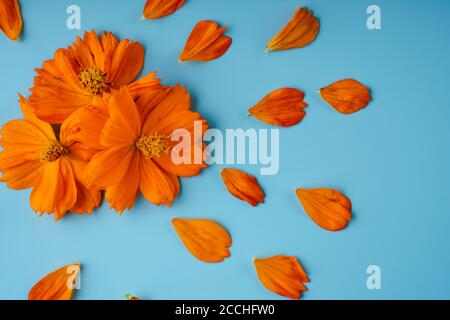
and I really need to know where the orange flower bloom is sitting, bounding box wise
[172,218,232,263]
[0,98,101,220]
[221,168,264,206]
[143,0,186,19]
[248,88,308,127]
[0,0,23,41]
[295,187,352,231]
[28,264,80,300]
[319,79,372,114]
[86,86,208,213]
[179,20,232,62]
[266,7,319,52]
[28,30,160,124]
[254,256,310,299]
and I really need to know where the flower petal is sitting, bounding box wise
[104,150,141,213]
[141,84,191,134]
[248,88,308,127]
[101,87,141,148]
[319,79,372,114]
[86,146,135,188]
[140,157,179,206]
[128,71,162,99]
[108,40,144,88]
[254,255,310,299]
[172,218,232,263]
[267,7,319,52]
[0,0,23,40]
[28,264,80,300]
[221,168,265,206]
[143,0,186,19]
[179,20,232,62]
[70,181,101,215]
[60,102,108,161]
[295,187,352,231]
[30,158,78,220]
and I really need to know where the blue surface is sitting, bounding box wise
[1,0,450,300]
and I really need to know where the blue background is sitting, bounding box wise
[1,0,449,300]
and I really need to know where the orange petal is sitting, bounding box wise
[172,218,231,263]
[143,0,186,19]
[104,150,141,213]
[101,87,141,148]
[0,0,23,41]
[295,187,352,231]
[30,158,78,221]
[179,20,232,62]
[220,168,264,206]
[319,79,372,114]
[28,264,80,300]
[266,7,319,52]
[139,157,180,206]
[248,88,308,127]
[125,294,141,300]
[253,256,310,300]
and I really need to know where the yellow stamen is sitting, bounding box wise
[78,66,109,95]
[136,135,171,159]
[40,142,68,162]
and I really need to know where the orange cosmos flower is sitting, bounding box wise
[254,255,310,299]
[179,20,232,62]
[143,0,186,19]
[220,168,265,206]
[0,0,23,41]
[86,85,208,213]
[28,30,160,124]
[266,7,319,52]
[28,264,80,300]
[248,88,308,127]
[295,187,352,231]
[0,97,101,220]
[172,218,232,263]
[319,79,372,114]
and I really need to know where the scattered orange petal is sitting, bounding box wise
[179,20,232,62]
[0,0,23,41]
[172,218,232,263]
[125,294,141,300]
[319,79,372,114]
[221,168,265,206]
[143,0,186,19]
[266,7,319,52]
[248,88,308,127]
[295,187,352,231]
[254,255,310,300]
[28,264,80,300]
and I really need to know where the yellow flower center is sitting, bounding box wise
[40,142,68,162]
[78,66,109,95]
[136,135,171,159]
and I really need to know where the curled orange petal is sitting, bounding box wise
[254,255,310,300]
[143,0,186,19]
[319,79,372,114]
[179,20,232,62]
[295,187,352,231]
[221,168,264,206]
[248,88,308,127]
[0,0,23,41]
[28,264,80,300]
[266,7,319,52]
[172,218,232,263]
